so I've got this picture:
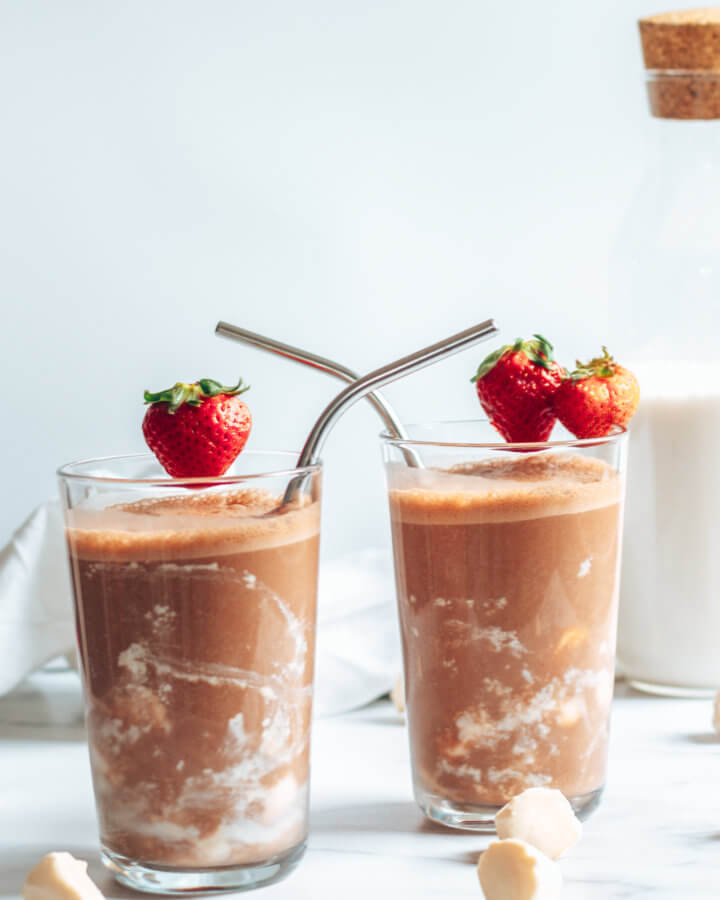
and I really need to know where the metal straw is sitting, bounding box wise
[295,319,498,469]
[258,318,498,506]
[215,322,409,442]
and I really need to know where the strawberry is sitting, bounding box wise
[142,378,252,477]
[471,334,565,442]
[553,348,640,439]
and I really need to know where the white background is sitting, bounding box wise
[1,0,655,557]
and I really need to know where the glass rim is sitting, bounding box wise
[379,419,627,451]
[57,451,321,486]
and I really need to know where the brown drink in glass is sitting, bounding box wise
[58,452,321,892]
[383,421,626,830]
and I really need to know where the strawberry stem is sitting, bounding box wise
[471,333,557,381]
[144,378,250,414]
[525,334,555,370]
[568,347,616,382]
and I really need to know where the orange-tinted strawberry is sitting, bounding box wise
[142,378,252,477]
[471,335,565,442]
[552,348,639,438]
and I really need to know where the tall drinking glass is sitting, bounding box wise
[382,421,627,830]
[57,452,321,893]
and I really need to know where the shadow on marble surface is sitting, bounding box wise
[309,801,489,867]
[664,731,720,745]
[311,800,427,833]
[0,847,138,900]
[0,723,84,742]
[613,681,669,701]
[446,848,483,865]
[349,712,405,727]
[0,690,85,740]
[690,831,720,843]
[311,799,485,840]
[683,732,720,745]
[0,668,84,740]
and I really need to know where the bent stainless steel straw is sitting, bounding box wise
[215,322,409,442]
[215,319,498,512]
[294,319,498,470]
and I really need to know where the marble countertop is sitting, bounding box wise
[0,669,718,899]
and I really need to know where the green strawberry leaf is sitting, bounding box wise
[524,334,555,370]
[567,347,616,382]
[144,378,250,414]
[471,334,557,381]
[471,343,513,382]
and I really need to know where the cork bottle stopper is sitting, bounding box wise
[638,8,720,118]
[639,8,720,70]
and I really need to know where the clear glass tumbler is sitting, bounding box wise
[382,421,627,831]
[57,452,321,893]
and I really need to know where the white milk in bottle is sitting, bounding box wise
[612,10,720,694]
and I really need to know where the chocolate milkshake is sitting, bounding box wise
[384,431,626,829]
[59,454,321,892]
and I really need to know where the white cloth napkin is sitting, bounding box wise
[0,502,401,716]
[0,502,76,696]
[314,549,400,717]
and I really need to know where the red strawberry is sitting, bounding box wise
[471,334,565,442]
[553,348,640,438]
[142,378,252,477]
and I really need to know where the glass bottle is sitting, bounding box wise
[611,9,720,696]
